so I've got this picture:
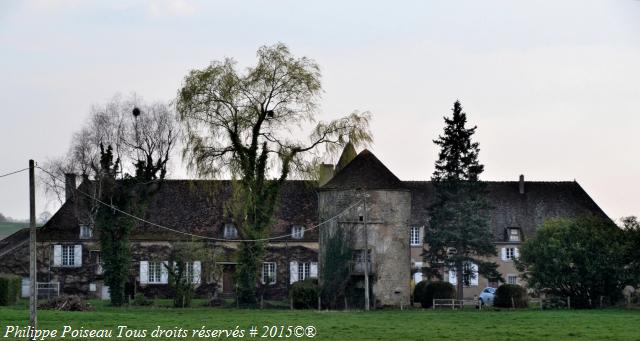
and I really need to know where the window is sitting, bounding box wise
[291,226,304,239]
[507,275,518,285]
[185,262,194,280]
[79,225,93,239]
[90,250,103,274]
[298,262,310,281]
[501,247,519,261]
[353,249,371,264]
[410,227,421,246]
[224,223,238,239]
[508,228,520,242]
[505,247,515,260]
[262,262,276,285]
[148,262,163,284]
[448,262,478,287]
[352,250,372,273]
[62,245,75,266]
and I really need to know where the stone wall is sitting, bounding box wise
[0,239,317,301]
[318,189,412,307]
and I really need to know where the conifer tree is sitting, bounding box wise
[425,100,500,299]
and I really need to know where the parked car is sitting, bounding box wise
[479,287,497,306]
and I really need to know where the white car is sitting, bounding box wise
[479,287,497,307]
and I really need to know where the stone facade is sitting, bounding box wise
[318,189,412,307]
[0,148,610,305]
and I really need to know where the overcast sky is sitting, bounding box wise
[1,0,639,222]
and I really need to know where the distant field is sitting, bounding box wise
[0,222,27,238]
[1,301,639,340]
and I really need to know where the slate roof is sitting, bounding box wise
[0,149,610,249]
[321,149,404,190]
[36,180,319,242]
[404,181,610,241]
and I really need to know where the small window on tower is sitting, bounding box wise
[291,226,304,239]
[224,223,238,239]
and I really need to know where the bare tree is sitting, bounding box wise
[40,94,179,204]
[39,94,179,306]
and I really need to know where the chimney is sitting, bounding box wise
[318,163,335,186]
[519,174,525,194]
[65,173,76,202]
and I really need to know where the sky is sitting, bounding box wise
[1,0,639,222]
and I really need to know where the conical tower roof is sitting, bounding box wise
[321,149,404,190]
[335,142,357,174]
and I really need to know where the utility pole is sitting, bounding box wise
[362,190,370,311]
[29,159,37,334]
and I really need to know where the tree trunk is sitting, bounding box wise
[456,263,464,300]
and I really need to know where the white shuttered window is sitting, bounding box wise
[53,245,81,267]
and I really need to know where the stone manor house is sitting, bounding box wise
[0,148,608,307]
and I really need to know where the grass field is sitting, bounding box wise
[0,301,639,340]
[0,222,28,236]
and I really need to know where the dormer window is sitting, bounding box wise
[79,225,93,239]
[224,223,238,239]
[508,228,521,242]
[291,226,304,239]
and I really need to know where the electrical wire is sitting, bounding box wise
[0,167,30,178]
[36,165,362,242]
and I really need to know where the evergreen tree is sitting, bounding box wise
[425,100,499,299]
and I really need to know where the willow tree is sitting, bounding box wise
[177,43,372,304]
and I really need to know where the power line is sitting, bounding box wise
[0,167,30,178]
[36,165,361,242]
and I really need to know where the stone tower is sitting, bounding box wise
[318,149,411,307]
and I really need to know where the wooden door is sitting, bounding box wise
[222,265,235,294]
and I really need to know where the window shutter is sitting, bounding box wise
[448,269,457,285]
[501,248,507,261]
[414,272,423,283]
[470,263,479,286]
[514,248,520,259]
[161,261,169,284]
[74,245,82,266]
[310,262,318,278]
[289,261,298,284]
[53,245,62,266]
[272,263,277,284]
[420,226,424,244]
[139,261,149,285]
[193,261,201,285]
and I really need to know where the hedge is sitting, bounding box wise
[0,274,21,306]
[291,278,318,309]
[414,281,456,308]
[494,284,529,308]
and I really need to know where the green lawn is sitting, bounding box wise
[0,222,27,237]
[0,301,639,340]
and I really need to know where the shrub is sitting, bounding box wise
[132,293,153,306]
[0,275,21,306]
[291,278,318,309]
[414,281,456,308]
[494,284,529,308]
